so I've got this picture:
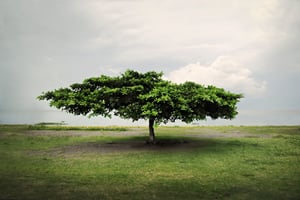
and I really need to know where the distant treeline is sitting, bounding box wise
[28,124,128,131]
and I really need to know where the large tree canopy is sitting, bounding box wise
[38,70,243,142]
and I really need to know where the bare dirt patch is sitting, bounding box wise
[185,132,272,138]
[25,127,148,137]
[25,127,272,138]
[30,139,215,157]
[184,127,273,138]
[26,127,273,156]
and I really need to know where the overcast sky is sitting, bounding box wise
[1,0,299,125]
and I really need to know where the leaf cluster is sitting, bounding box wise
[38,70,242,124]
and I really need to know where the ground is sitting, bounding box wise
[26,127,273,155]
[1,125,299,200]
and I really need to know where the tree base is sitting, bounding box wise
[145,139,189,146]
[145,140,158,145]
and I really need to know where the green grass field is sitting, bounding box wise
[0,125,299,199]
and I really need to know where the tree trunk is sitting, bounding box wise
[148,118,155,143]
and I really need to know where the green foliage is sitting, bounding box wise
[35,121,67,126]
[38,70,243,125]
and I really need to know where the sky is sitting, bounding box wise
[0,0,300,126]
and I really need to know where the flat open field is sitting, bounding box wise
[0,125,299,199]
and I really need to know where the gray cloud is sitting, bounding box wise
[1,0,299,125]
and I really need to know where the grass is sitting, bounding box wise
[0,123,128,132]
[28,124,128,131]
[0,125,299,200]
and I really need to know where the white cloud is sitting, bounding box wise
[167,56,267,97]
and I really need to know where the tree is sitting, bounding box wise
[38,70,243,143]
